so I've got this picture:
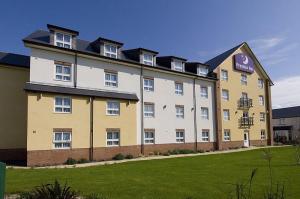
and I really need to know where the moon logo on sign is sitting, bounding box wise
[242,55,249,65]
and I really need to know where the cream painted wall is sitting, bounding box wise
[27,93,90,151]
[93,99,137,147]
[0,65,29,149]
[216,46,269,142]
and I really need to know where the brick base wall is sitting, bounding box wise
[0,148,27,165]
[221,141,244,150]
[93,145,141,161]
[250,140,268,147]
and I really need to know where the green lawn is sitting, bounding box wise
[5,146,300,199]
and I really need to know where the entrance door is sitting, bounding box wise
[243,131,249,147]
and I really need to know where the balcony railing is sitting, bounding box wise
[238,98,253,109]
[239,117,254,127]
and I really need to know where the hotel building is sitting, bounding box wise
[0,24,273,166]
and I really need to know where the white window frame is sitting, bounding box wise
[224,130,231,141]
[259,95,264,106]
[173,60,184,72]
[176,130,185,143]
[258,78,264,89]
[53,131,71,149]
[144,77,154,92]
[222,89,229,101]
[106,101,120,115]
[260,112,265,122]
[143,53,154,66]
[106,130,120,146]
[105,71,118,87]
[175,105,184,119]
[200,86,208,98]
[198,66,208,76]
[104,43,118,58]
[54,32,72,49]
[201,107,209,120]
[241,74,247,85]
[54,96,71,113]
[55,64,72,81]
[175,82,183,95]
[144,130,155,144]
[144,103,155,118]
[221,69,228,81]
[223,109,230,121]
[201,130,209,142]
[261,130,266,140]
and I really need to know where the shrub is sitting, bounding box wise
[65,158,77,165]
[163,152,170,156]
[77,158,89,164]
[179,149,195,154]
[113,153,125,160]
[18,180,78,199]
[125,154,134,159]
[197,149,205,153]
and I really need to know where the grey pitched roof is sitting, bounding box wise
[272,106,300,119]
[205,43,244,72]
[25,83,139,101]
[0,52,30,68]
[23,30,217,81]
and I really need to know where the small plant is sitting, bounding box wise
[18,180,78,199]
[163,152,170,156]
[231,168,257,199]
[77,158,89,164]
[263,183,285,199]
[125,154,134,159]
[197,149,205,153]
[113,153,125,160]
[295,138,300,166]
[65,158,77,165]
[154,151,160,155]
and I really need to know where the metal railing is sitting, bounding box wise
[239,117,254,127]
[238,98,253,109]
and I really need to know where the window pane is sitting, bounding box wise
[64,34,71,42]
[56,65,62,73]
[56,33,63,41]
[55,133,62,141]
[55,98,62,105]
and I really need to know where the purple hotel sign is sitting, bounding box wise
[234,53,254,73]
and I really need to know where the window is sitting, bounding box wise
[174,61,184,72]
[175,82,183,95]
[224,130,231,141]
[242,92,248,99]
[175,105,184,119]
[222,89,229,101]
[53,131,71,149]
[221,70,228,81]
[198,66,208,76]
[201,130,209,142]
[261,130,266,140]
[55,64,71,81]
[104,44,117,58]
[106,101,120,115]
[144,103,155,117]
[258,78,264,89]
[201,107,209,120]
[260,112,265,122]
[279,118,285,125]
[223,109,230,121]
[55,32,72,49]
[105,72,118,87]
[107,130,120,146]
[200,86,208,98]
[259,95,264,105]
[54,97,71,113]
[143,54,154,66]
[241,74,247,85]
[144,77,154,91]
[176,130,185,143]
[144,130,155,144]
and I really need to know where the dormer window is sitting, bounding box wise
[104,44,118,58]
[55,32,72,49]
[174,60,184,72]
[198,66,208,76]
[143,53,154,66]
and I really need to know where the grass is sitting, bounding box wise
[5,146,300,199]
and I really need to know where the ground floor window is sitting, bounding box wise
[224,129,231,141]
[261,130,266,140]
[201,130,209,142]
[107,130,120,146]
[53,131,71,149]
[144,129,155,144]
[176,129,185,143]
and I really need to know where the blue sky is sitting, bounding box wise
[0,0,299,107]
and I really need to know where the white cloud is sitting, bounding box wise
[272,76,300,108]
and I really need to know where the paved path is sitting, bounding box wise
[7,145,289,169]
